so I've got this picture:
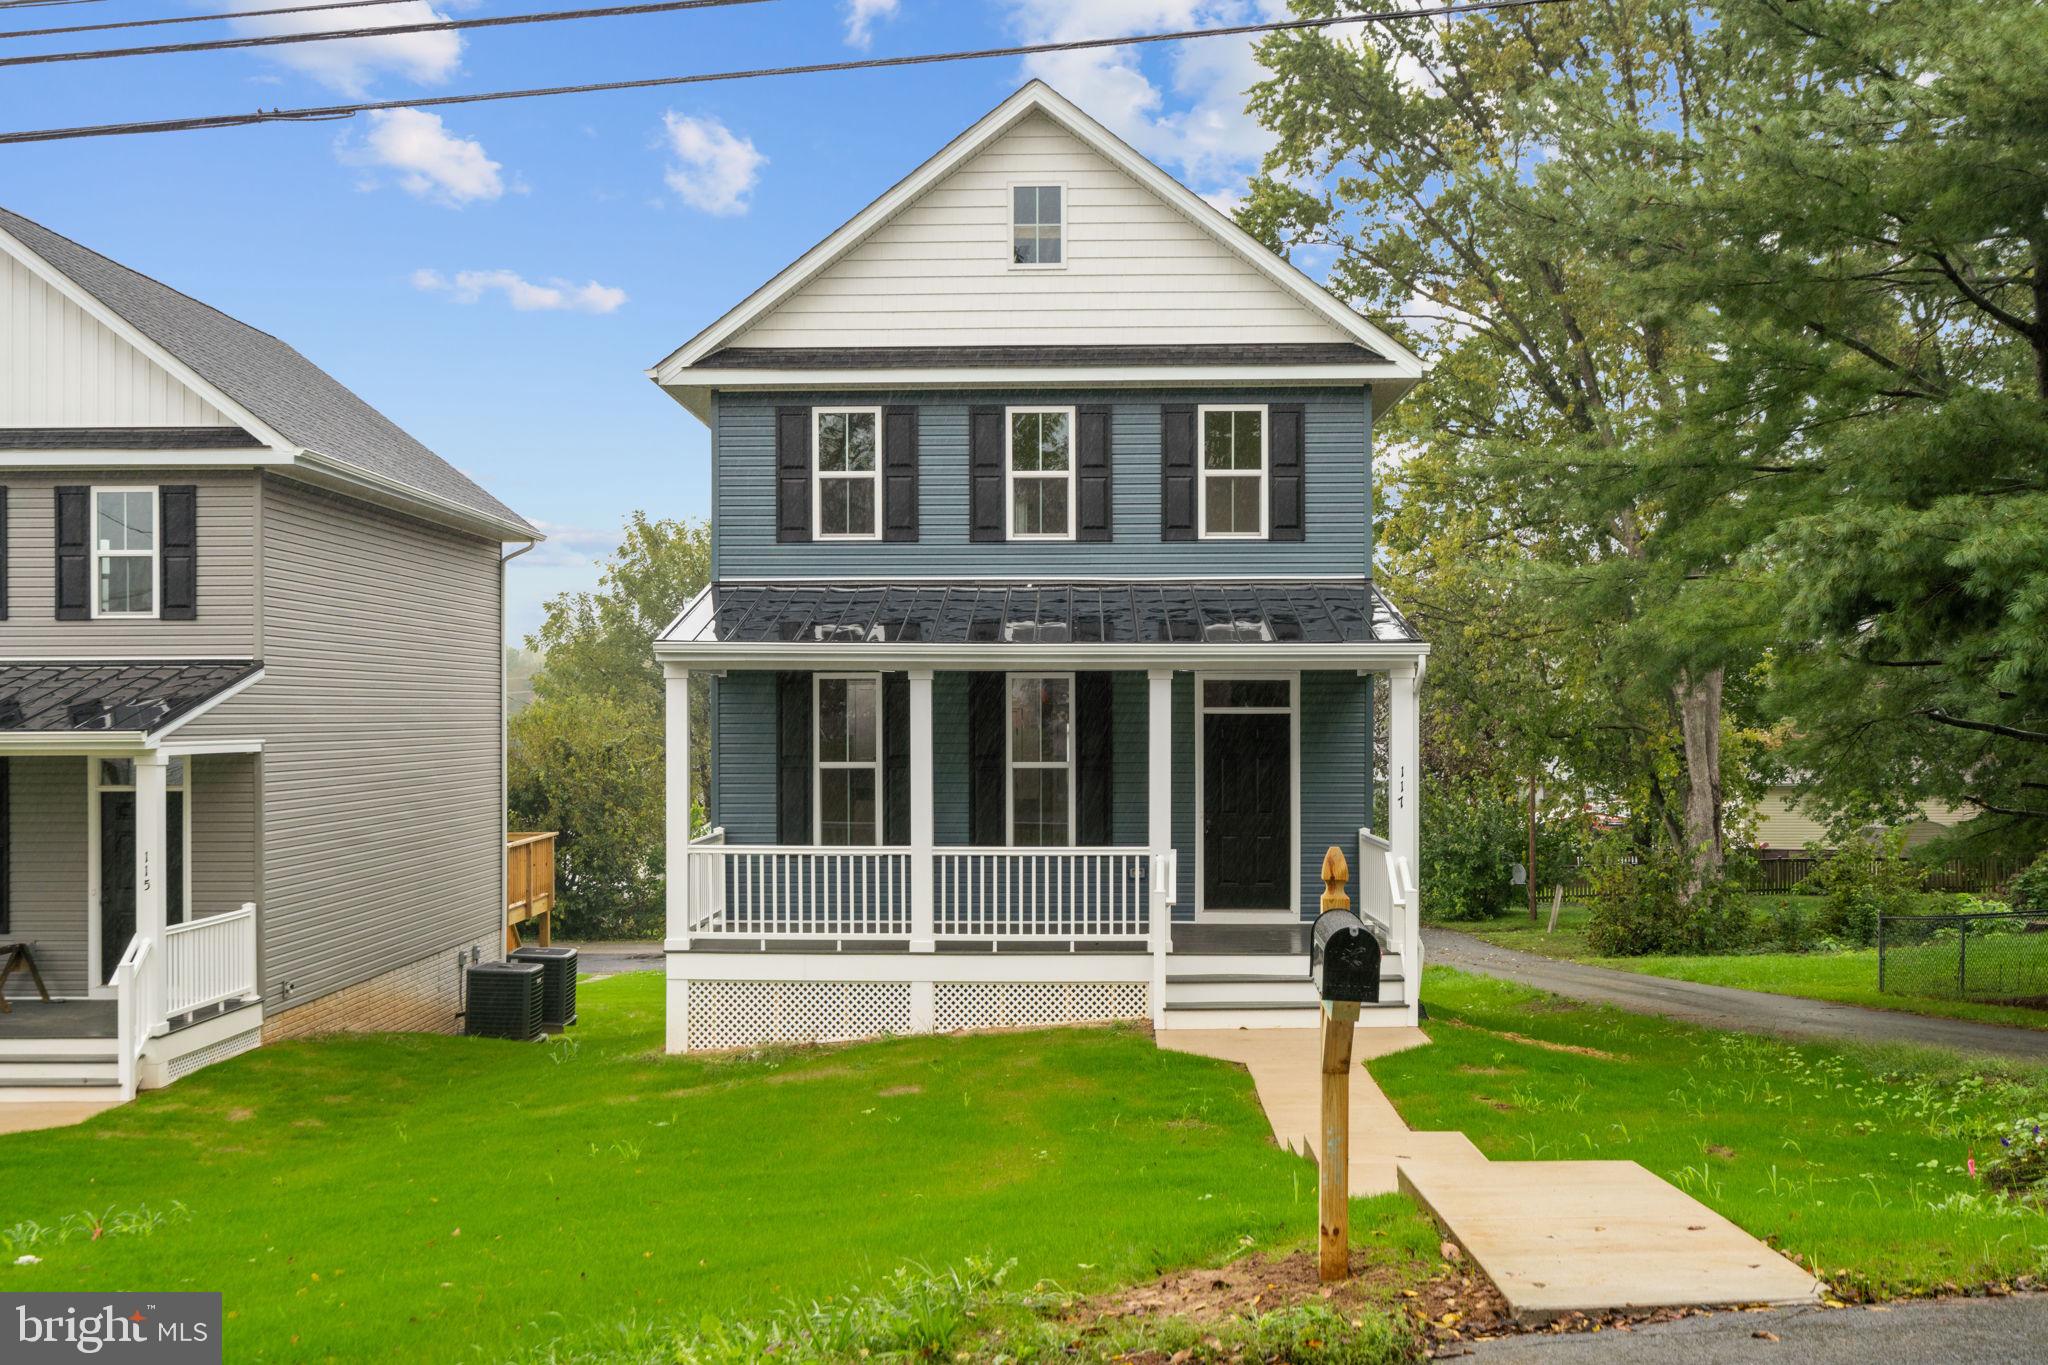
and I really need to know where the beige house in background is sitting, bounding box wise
[1752,785,1970,855]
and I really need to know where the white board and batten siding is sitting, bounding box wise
[177,475,504,1013]
[0,252,233,429]
[0,469,258,657]
[729,111,1356,351]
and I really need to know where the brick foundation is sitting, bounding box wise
[263,941,504,1042]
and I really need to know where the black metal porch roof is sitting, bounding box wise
[668,582,1421,647]
[0,661,260,734]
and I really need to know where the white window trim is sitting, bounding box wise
[1004,405,1078,542]
[89,485,161,619]
[813,672,883,847]
[1192,672,1300,919]
[811,407,884,542]
[1196,404,1269,542]
[1004,672,1077,848]
[1006,180,1068,271]
[85,755,195,993]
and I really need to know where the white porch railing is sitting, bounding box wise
[685,840,914,939]
[163,904,259,1017]
[935,849,1153,943]
[112,935,153,1101]
[1359,827,1418,971]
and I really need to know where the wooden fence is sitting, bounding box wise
[506,831,559,952]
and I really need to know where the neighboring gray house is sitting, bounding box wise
[650,84,1429,1052]
[0,207,537,1101]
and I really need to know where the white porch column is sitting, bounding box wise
[665,666,692,951]
[1387,664,1422,962]
[133,751,170,1036]
[908,668,935,953]
[1146,669,1174,1024]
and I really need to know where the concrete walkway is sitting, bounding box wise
[1425,928,2048,1061]
[0,1100,121,1136]
[1161,1028,1818,1320]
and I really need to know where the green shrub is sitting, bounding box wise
[1583,840,1753,957]
[1761,896,1819,952]
[1980,1116,2048,1205]
[1420,777,1579,922]
[2009,854,2048,913]
[1808,831,1924,947]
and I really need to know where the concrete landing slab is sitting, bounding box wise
[0,1100,122,1136]
[1399,1160,1818,1320]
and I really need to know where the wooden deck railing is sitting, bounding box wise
[506,831,559,952]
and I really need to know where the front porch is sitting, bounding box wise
[657,582,1427,1052]
[2,663,268,1100]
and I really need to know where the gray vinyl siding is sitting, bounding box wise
[1172,673,1195,915]
[713,388,1371,579]
[178,474,503,1013]
[1111,671,1149,847]
[3,756,89,997]
[1298,671,1371,921]
[0,469,257,656]
[189,752,257,918]
[712,670,778,843]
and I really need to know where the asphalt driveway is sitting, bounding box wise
[1424,928,2048,1061]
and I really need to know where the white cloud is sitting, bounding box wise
[226,0,462,96]
[412,268,628,314]
[1005,1,1289,193]
[660,112,766,216]
[842,0,900,49]
[525,520,624,569]
[345,109,504,205]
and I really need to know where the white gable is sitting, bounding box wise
[729,109,1358,350]
[0,248,235,429]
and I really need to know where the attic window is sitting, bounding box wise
[1011,184,1064,266]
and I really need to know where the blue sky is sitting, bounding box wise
[4,0,1306,641]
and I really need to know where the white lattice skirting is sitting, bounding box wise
[686,981,915,1051]
[165,1026,263,1080]
[933,981,1149,1033]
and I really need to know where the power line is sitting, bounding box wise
[0,0,1567,146]
[2,0,411,44]
[0,0,775,67]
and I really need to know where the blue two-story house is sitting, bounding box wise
[649,83,1428,1051]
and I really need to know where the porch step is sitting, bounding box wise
[1166,972,1403,1007]
[0,1057,120,1083]
[0,1035,119,1060]
[1166,949,1404,980]
[1157,1000,1410,1031]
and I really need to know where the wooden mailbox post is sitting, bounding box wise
[1316,845,1358,1283]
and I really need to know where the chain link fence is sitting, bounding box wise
[1877,911,2048,1004]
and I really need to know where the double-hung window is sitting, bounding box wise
[1007,674,1073,846]
[1006,407,1074,540]
[814,408,881,540]
[1199,406,1267,539]
[1011,184,1064,266]
[815,674,881,846]
[93,487,158,617]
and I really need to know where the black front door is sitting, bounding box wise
[100,791,135,982]
[97,789,183,982]
[1203,712,1291,909]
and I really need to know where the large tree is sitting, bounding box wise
[510,514,711,936]
[1244,1,1770,883]
[1622,0,2048,852]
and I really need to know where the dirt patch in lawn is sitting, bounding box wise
[1436,1018,1623,1060]
[877,1085,923,1097]
[1455,1064,1518,1076]
[1069,1248,1515,1353]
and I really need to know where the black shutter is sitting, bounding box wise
[969,406,1006,542]
[775,406,812,543]
[0,486,8,620]
[1076,405,1112,542]
[0,757,10,934]
[1076,673,1113,845]
[967,672,1006,845]
[883,672,910,845]
[1268,403,1305,541]
[1160,404,1196,541]
[54,485,89,620]
[882,406,919,542]
[160,484,198,620]
[775,672,813,843]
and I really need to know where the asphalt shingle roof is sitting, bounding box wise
[0,661,261,735]
[0,207,531,535]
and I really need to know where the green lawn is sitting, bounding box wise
[1373,969,2048,1299]
[1446,901,2048,1031]
[0,974,1431,1363]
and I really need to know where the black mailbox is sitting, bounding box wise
[1310,909,1383,1003]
